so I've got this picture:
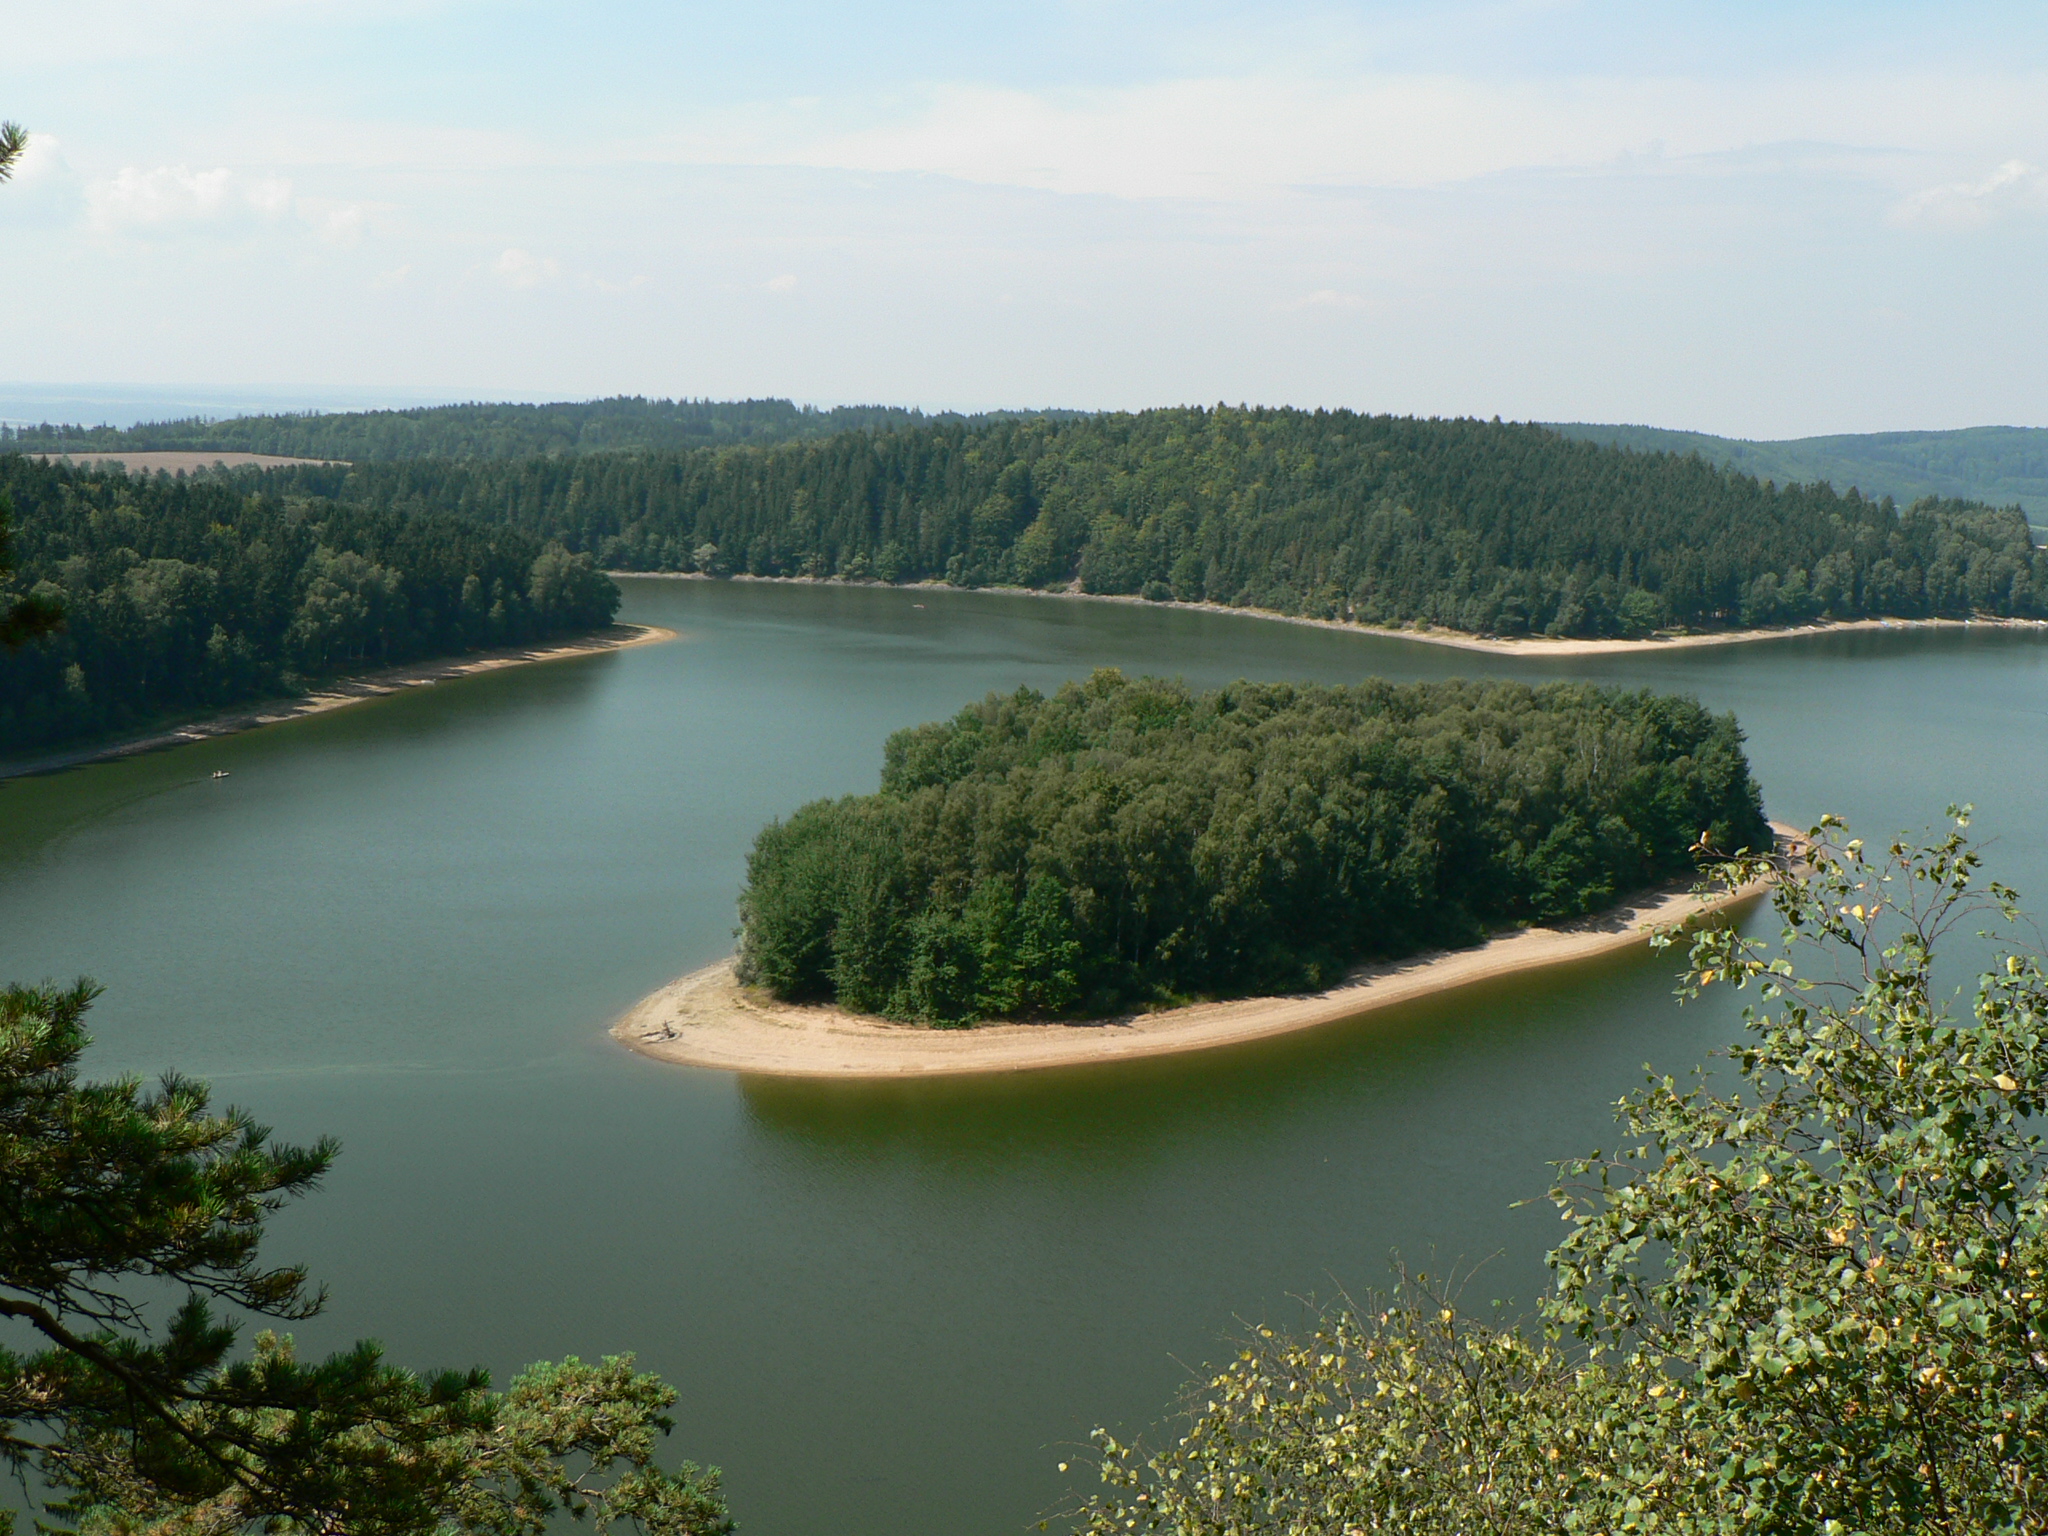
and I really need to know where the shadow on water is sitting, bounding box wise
[734,930,1746,1260]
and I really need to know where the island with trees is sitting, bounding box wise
[721,670,1768,1036]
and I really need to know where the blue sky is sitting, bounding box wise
[2,1,2045,434]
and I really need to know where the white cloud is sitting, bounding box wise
[310,202,368,244]
[1890,159,2048,227]
[87,164,293,230]
[494,247,561,288]
[764,273,798,292]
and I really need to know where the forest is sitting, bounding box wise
[0,457,618,754]
[737,670,1769,1023]
[262,407,2046,638]
[0,396,1081,462]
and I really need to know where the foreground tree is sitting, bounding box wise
[1075,809,2048,1534]
[0,982,731,1535]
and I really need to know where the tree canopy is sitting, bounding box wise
[0,980,730,1536]
[0,399,1083,463]
[0,458,618,755]
[738,671,1769,1023]
[266,407,2045,638]
[1074,811,2048,1535]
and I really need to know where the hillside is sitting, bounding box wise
[1550,422,2048,527]
[0,396,1083,462]
[272,407,2046,639]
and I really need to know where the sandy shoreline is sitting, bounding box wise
[614,871,1776,1081]
[0,623,676,780]
[612,570,2048,658]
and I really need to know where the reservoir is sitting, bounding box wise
[3,577,2045,1535]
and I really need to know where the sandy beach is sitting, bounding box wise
[614,867,1779,1081]
[34,451,345,473]
[0,623,676,780]
[616,571,2048,659]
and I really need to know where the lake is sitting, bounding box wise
[3,578,2044,1535]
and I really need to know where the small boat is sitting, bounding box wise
[912,603,925,609]
[211,770,230,779]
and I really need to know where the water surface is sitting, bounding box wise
[3,580,2043,1535]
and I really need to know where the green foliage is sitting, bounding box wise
[259,407,2048,637]
[0,458,619,754]
[0,490,64,650]
[1075,1275,1604,1536]
[1073,812,2048,1534]
[0,981,729,1536]
[737,671,1768,1024]
[0,398,1082,463]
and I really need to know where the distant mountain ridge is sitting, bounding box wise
[1548,422,2048,526]
[0,396,1087,462]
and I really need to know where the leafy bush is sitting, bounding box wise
[1074,811,2048,1535]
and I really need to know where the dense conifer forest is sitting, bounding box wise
[737,671,1769,1023]
[0,458,618,754]
[0,396,1080,461]
[267,407,2045,638]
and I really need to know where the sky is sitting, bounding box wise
[1,0,2045,435]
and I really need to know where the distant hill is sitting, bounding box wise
[0,396,1086,463]
[1549,423,2048,529]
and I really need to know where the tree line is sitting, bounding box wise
[258,407,2046,639]
[0,397,1083,462]
[737,671,1769,1023]
[0,457,618,754]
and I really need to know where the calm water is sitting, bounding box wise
[3,580,2046,1535]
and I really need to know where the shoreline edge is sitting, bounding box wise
[613,842,1793,1081]
[0,623,678,780]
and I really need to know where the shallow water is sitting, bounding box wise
[2,580,2045,1535]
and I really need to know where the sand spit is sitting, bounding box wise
[33,451,345,473]
[615,868,1783,1081]
[0,624,677,780]
[613,571,2048,659]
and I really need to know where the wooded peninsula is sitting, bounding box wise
[0,457,618,753]
[735,671,1770,1025]
[256,406,2046,639]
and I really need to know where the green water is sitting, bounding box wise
[3,579,2045,1534]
